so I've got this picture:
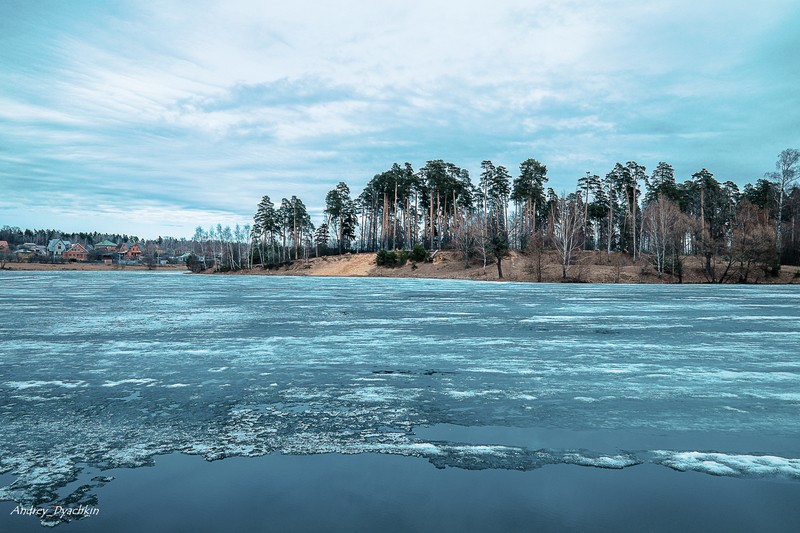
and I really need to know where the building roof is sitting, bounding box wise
[95,240,118,247]
[66,243,89,253]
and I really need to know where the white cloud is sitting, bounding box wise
[1,0,798,236]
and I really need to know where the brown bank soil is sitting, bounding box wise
[1,262,185,272]
[216,250,800,284]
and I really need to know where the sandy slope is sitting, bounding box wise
[304,254,375,277]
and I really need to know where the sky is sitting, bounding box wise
[1,0,799,238]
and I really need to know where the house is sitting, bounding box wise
[47,239,68,257]
[0,241,9,252]
[124,243,143,260]
[15,243,47,260]
[94,240,118,263]
[94,240,118,252]
[63,243,90,262]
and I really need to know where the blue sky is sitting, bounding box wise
[1,0,798,238]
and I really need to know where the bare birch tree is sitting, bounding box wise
[451,211,481,268]
[642,195,685,278]
[766,148,800,255]
[551,194,583,280]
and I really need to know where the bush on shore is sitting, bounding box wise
[376,245,427,268]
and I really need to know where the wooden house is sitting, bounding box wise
[47,239,68,257]
[123,243,143,260]
[94,240,118,252]
[63,243,90,262]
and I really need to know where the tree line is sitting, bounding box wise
[0,228,144,248]
[6,149,797,281]
[244,149,799,282]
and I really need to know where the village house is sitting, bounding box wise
[14,243,47,260]
[124,243,143,260]
[94,240,118,252]
[63,243,90,262]
[94,240,118,263]
[47,239,69,257]
[0,241,9,252]
[117,243,143,262]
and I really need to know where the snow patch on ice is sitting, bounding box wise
[101,378,157,387]
[653,451,800,479]
[770,392,800,402]
[5,380,86,389]
[10,395,66,401]
[446,389,503,399]
[349,387,395,402]
[509,393,538,401]
[746,392,800,402]
[165,383,191,388]
[722,406,748,413]
[392,442,443,455]
[564,453,641,469]
[462,367,515,375]
[450,445,512,455]
[208,367,230,373]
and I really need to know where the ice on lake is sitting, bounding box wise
[1,272,799,526]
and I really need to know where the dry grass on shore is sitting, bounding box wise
[4,252,797,284]
[1,262,184,272]
[223,250,800,284]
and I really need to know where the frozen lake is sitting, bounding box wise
[1,272,799,530]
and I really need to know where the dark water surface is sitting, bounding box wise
[1,272,799,531]
[3,452,800,533]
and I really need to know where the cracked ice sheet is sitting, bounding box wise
[1,273,800,526]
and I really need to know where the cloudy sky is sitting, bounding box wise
[2,0,798,237]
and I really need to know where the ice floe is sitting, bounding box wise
[653,451,800,479]
[101,378,157,387]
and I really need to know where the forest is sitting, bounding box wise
[3,149,798,283]
[243,149,800,283]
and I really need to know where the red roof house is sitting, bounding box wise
[63,243,90,262]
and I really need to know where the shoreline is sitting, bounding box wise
[0,263,184,272]
[4,252,799,284]
[205,250,800,285]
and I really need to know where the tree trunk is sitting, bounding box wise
[631,187,637,261]
[777,187,785,255]
[436,191,441,249]
[393,181,398,249]
[700,186,706,244]
[584,185,590,249]
[607,189,613,255]
[293,207,298,260]
[429,189,435,248]
[382,191,389,250]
